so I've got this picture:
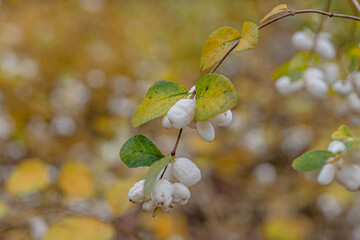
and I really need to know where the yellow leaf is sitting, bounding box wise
[234,22,258,52]
[260,4,289,23]
[58,161,95,198]
[6,158,50,196]
[105,179,134,216]
[43,216,115,240]
[200,26,240,71]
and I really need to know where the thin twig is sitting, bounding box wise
[310,0,332,53]
[353,0,360,12]
[210,39,241,73]
[171,128,183,156]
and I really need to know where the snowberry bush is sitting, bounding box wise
[120,3,360,216]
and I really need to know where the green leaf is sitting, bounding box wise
[292,150,334,171]
[234,22,258,52]
[260,4,289,23]
[131,81,189,128]
[120,134,164,168]
[144,155,173,198]
[331,125,352,140]
[195,73,237,121]
[200,26,241,71]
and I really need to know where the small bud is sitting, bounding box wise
[172,183,191,205]
[317,163,335,185]
[291,31,313,51]
[315,37,336,60]
[327,140,346,154]
[275,76,303,96]
[305,77,328,99]
[166,99,196,129]
[142,200,156,212]
[172,157,201,187]
[332,80,353,95]
[128,179,146,204]
[151,179,173,207]
[196,121,215,142]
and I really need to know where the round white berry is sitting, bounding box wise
[172,183,191,205]
[275,76,303,96]
[172,157,201,187]
[291,31,313,51]
[162,115,174,129]
[210,110,233,127]
[327,140,346,154]
[196,121,215,142]
[305,77,328,99]
[304,68,325,81]
[315,37,336,60]
[317,163,335,186]
[142,200,156,212]
[322,63,338,85]
[347,93,360,112]
[128,179,146,204]
[166,99,196,129]
[332,80,353,95]
[151,179,173,207]
[336,160,360,191]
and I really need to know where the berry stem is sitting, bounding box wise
[171,128,183,157]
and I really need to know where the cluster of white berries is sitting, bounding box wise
[128,157,201,213]
[317,140,360,191]
[276,31,339,99]
[162,87,232,142]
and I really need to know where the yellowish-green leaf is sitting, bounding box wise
[234,22,258,52]
[195,73,237,121]
[331,124,352,140]
[105,179,134,215]
[144,154,173,198]
[131,81,189,128]
[6,158,50,196]
[59,161,95,198]
[260,4,289,23]
[200,26,241,71]
[43,216,115,240]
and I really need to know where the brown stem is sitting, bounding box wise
[171,128,183,157]
[258,9,360,30]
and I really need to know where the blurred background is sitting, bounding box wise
[0,0,359,239]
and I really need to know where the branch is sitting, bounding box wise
[259,9,360,30]
[353,0,360,12]
[310,0,332,53]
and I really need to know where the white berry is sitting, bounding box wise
[291,31,313,51]
[196,121,215,142]
[172,183,191,205]
[332,80,353,95]
[317,163,335,186]
[275,76,303,96]
[142,200,156,212]
[128,179,146,204]
[210,109,233,127]
[151,179,173,207]
[166,99,196,129]
[327,140,346,154]
[172,157,201,187]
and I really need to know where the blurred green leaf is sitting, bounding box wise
[120,134,165,168]
[344,138,360,152]
[260,4,289,23]
[44,216,115,240]
[144,154,173,198]
[131,81,189,128]
[234,22,258,52]
[200,26,241,71]
[292,150,334,171]
[331,124,352,140]
[195,73,237,121]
